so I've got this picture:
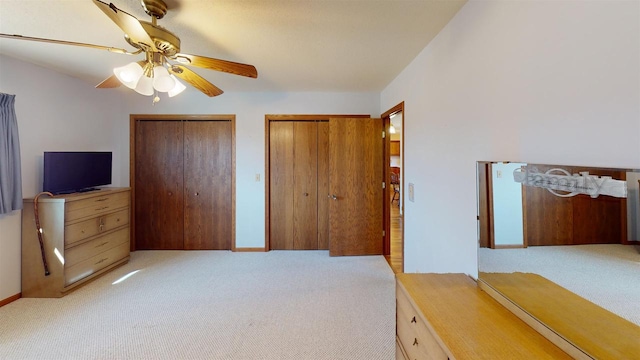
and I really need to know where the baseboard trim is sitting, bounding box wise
[233,247,267,252]
[0,293,21,307]
[493,244,526,249]
[234,247,266,252]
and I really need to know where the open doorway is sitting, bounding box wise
[382,103,404,273]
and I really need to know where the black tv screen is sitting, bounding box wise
[43,152,112,194]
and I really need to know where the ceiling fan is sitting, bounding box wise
[0,0,258,100]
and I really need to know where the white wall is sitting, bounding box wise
[123,91,380,248]
[0,55,380,299]
[381,0,640,276]
[0,55,126,300]
[0,210,21,301]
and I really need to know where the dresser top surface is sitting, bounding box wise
[396,273,572,360]
[24,187,130,203]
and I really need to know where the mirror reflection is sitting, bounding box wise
[477,161,640,327]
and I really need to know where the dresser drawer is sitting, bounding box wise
[65,241,129,286]
[65,227,129,268]
[65,191,130,223]
[65,209,129,246]
[397,285,448,360]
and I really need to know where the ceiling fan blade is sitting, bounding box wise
[169,64,223,97]
[0,33,140,55]
[174,53,258,78]
[95,75,121,88]
[92,0,157,51]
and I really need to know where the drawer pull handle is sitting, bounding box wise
[95,257,109,265]
[413,338,418,346]
[411,316,416,323]
[95,242,109,248]
[95,198,108,202]
[95,206,109,211]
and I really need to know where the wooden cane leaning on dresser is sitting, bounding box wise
[395,273,573,360]
[21,188,131,298]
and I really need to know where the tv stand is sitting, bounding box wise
[77,187,99,193]
[54,187,100,195]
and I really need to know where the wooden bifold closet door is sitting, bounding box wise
[135,119,232,250]
[270,121,329,250]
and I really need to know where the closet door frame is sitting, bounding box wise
[264,114,370,251]
[130,114,236,251]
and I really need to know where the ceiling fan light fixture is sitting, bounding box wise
[168,75,186,97]
[113,62,143,89]
[4,0,258,99]
[134,74,154,96]
[152,65,175,92]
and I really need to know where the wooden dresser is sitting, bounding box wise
[395,273,572,360]
[21,188,131,298]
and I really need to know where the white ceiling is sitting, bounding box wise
[0,0,466,94]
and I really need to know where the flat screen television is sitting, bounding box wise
[43,151,112,194]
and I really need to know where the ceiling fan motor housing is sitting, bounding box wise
[141,0,168,19]
[125,21,181,56]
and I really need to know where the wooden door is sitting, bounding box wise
[183,121,232,250]
[292,122,318,249]
[329,118,383,256]
[523,164,626,246]
[269,122,295,249]
[570,167,626,244]
[135,120,185,249]
[477,162,492,248]
[269,121,329,250]
[317,121,330,249]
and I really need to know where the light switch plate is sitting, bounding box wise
[408,183,415,202]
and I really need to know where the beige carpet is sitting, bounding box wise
[0,251,396,360]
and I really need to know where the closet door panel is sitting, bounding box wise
[208,121,233,250]
[184,121,232,250]
[293,122,318,250]
[270,122,295,249]
[571,168,625,244]
[523,164,574,246]
[316,121,330,250]
[135,120,184,250]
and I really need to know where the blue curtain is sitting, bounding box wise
[0,93,22,214]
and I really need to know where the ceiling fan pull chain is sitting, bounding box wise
[152,90,160,105]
